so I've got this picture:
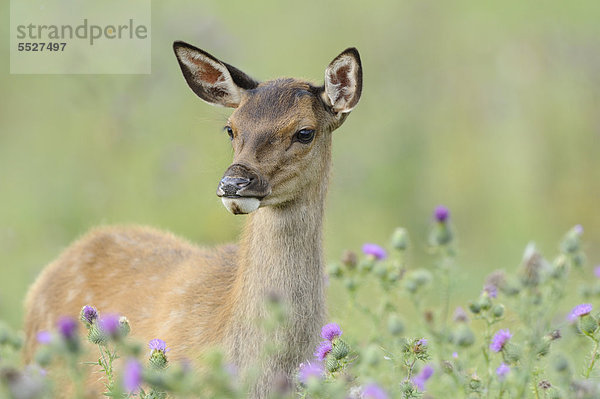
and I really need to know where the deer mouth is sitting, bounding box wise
[220,197,261,215]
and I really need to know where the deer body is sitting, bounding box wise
[23,43,362,397]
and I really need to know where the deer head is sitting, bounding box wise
[173,42,362,214]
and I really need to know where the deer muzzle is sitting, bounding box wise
[216,164,270,215]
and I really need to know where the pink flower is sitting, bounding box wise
[490,329,512,352]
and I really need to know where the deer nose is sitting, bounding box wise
[218,176,252,197]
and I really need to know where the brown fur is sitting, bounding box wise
[23,44,362,398]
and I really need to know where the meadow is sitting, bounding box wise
[1,0,599,397]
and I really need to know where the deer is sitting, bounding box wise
[23,41,362,397]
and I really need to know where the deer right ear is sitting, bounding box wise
[173,41,259,108]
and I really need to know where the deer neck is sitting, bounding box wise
[224,162,330,374]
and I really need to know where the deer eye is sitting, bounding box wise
[225,126,234,140]
[295,129,315,144]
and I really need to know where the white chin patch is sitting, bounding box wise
[221,197,260,215]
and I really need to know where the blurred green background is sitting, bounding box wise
[1,0,599,330]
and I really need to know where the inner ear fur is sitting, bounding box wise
[324,48,363,114]
[173,41,259,108]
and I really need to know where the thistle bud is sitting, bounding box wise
[492,304,505,318]
[148,339,170,370]
[363,344,380,366]
[149,349,168,369]
[325,355,339,372]
[327,263,343,278]
[387,271,401,282]
[391,227,409,251]
[331,339,350,360]
[560,225,583,254]
[358,259,374,273]
[579,315,598,335]
[412,269,432,287]
[468,302,481,314]
[87,323,108,345]
[572,253,585,268]
[374,263,388,279]
[387,314,405,336]
[454,324,475,347]
[119,316,131,338]
[341,250,357,269]
[35,346,53,367]
[404,279,418,293]
[503,342,521,363]
[478,295,492,311]
[343,277,357,292]
[553,355,569,372]
[469,374,482,391]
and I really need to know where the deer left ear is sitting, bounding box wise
[323,48,363,114]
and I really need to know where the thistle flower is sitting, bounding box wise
[123,358,142,393]
[362,383,389,399]
[412,364,434,391]
[453,307,469,323]
[36,331,52,345]
[149,338,169,354]
[79,305,98,327]
[321,323,342,341]
[490,329,512,352]
[595,266,600,279]
[434,206,450,223]
[98,314,120,336]
[568,303,593,322]
[496,362,510,381]
[482,284,498,298]
[297,362,324,384]
[362,243,387,260]
[57,316,78,340]
[314,340,332,361]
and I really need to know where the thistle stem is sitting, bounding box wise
[584,339,600,378]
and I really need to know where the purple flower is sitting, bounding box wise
[416,338,428,347]
[36,331,52,345]
[483,284,498,298]
[434,206,450,223]
[57,316,78,340]
[298,362,324,384]
[569,303,593,322]
[490,329,512,352]
[453,307,469,323]
[452,352,458,359]
[314,340,332,361]
[149,339,169,354]
[412,364,434,391]
[496,362,510,381]
[362,383,389,399]
[80,305,98,325]
[123,358,143,393]
[574,225,583,235]
[321,323,342,341]
[98,314,120,335]
[362,243,387,260]
[595,266,600,279]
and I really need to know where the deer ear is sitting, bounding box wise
[323,48,363,114]
[173,41,259,108]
